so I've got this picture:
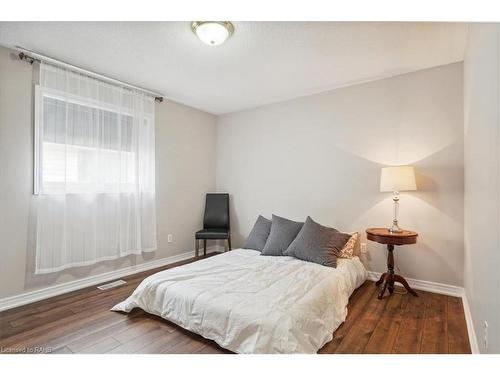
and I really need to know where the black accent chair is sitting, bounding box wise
[195,193,231,258]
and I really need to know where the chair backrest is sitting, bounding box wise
[203,193,230,229]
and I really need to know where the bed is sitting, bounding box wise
[112,249,367,354]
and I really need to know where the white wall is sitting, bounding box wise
[0,46,217,299]
[463,24,500,353]
[216,63,464,286]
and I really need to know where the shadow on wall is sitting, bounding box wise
[412,140,464,224]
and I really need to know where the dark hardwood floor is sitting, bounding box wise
[0,254,470,354]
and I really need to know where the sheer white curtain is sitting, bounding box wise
[35,62,156,274]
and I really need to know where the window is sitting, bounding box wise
[34,63,156,274]
[35,88,153,195]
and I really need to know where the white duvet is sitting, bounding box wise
[112,249,367,354]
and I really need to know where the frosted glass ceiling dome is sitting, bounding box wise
[191,21,234,46]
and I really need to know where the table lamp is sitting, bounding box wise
[380,166,417,233]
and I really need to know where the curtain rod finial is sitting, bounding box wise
[19,51,35,65]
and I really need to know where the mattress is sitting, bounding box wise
[112,249,367,354]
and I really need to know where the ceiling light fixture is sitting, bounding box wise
[191,21,234,46]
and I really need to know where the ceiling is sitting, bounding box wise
[0,22,466,114]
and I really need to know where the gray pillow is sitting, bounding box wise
[284,216,351,268]
[244,215,272,252]
[261,215,304,256]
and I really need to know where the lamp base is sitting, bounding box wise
[389,193,403,233]
[388,221,403,233]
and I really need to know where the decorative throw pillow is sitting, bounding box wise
[338,232,359,259]
[243,215,272,252]
[284,217,351,267]
[261,215,304,256]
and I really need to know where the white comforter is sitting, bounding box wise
[112,249,367,354]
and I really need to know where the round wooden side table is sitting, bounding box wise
[366,228,419,300]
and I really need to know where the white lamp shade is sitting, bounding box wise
[380,166,417,192]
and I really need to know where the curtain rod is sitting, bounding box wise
[16,46,164,102]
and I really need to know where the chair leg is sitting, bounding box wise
[228,236,231,251]
[195,239,199,259]
[203,239,207,256]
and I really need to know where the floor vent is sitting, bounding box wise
[97,280,127,290]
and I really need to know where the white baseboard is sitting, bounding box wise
[366,271,463,297]
[367,270,479,353]
[0,246,222,312]
[461,292,480,354]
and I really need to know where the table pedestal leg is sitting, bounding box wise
[375,272,387,286]
[393,274,419,297]
[377,244,419,299]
